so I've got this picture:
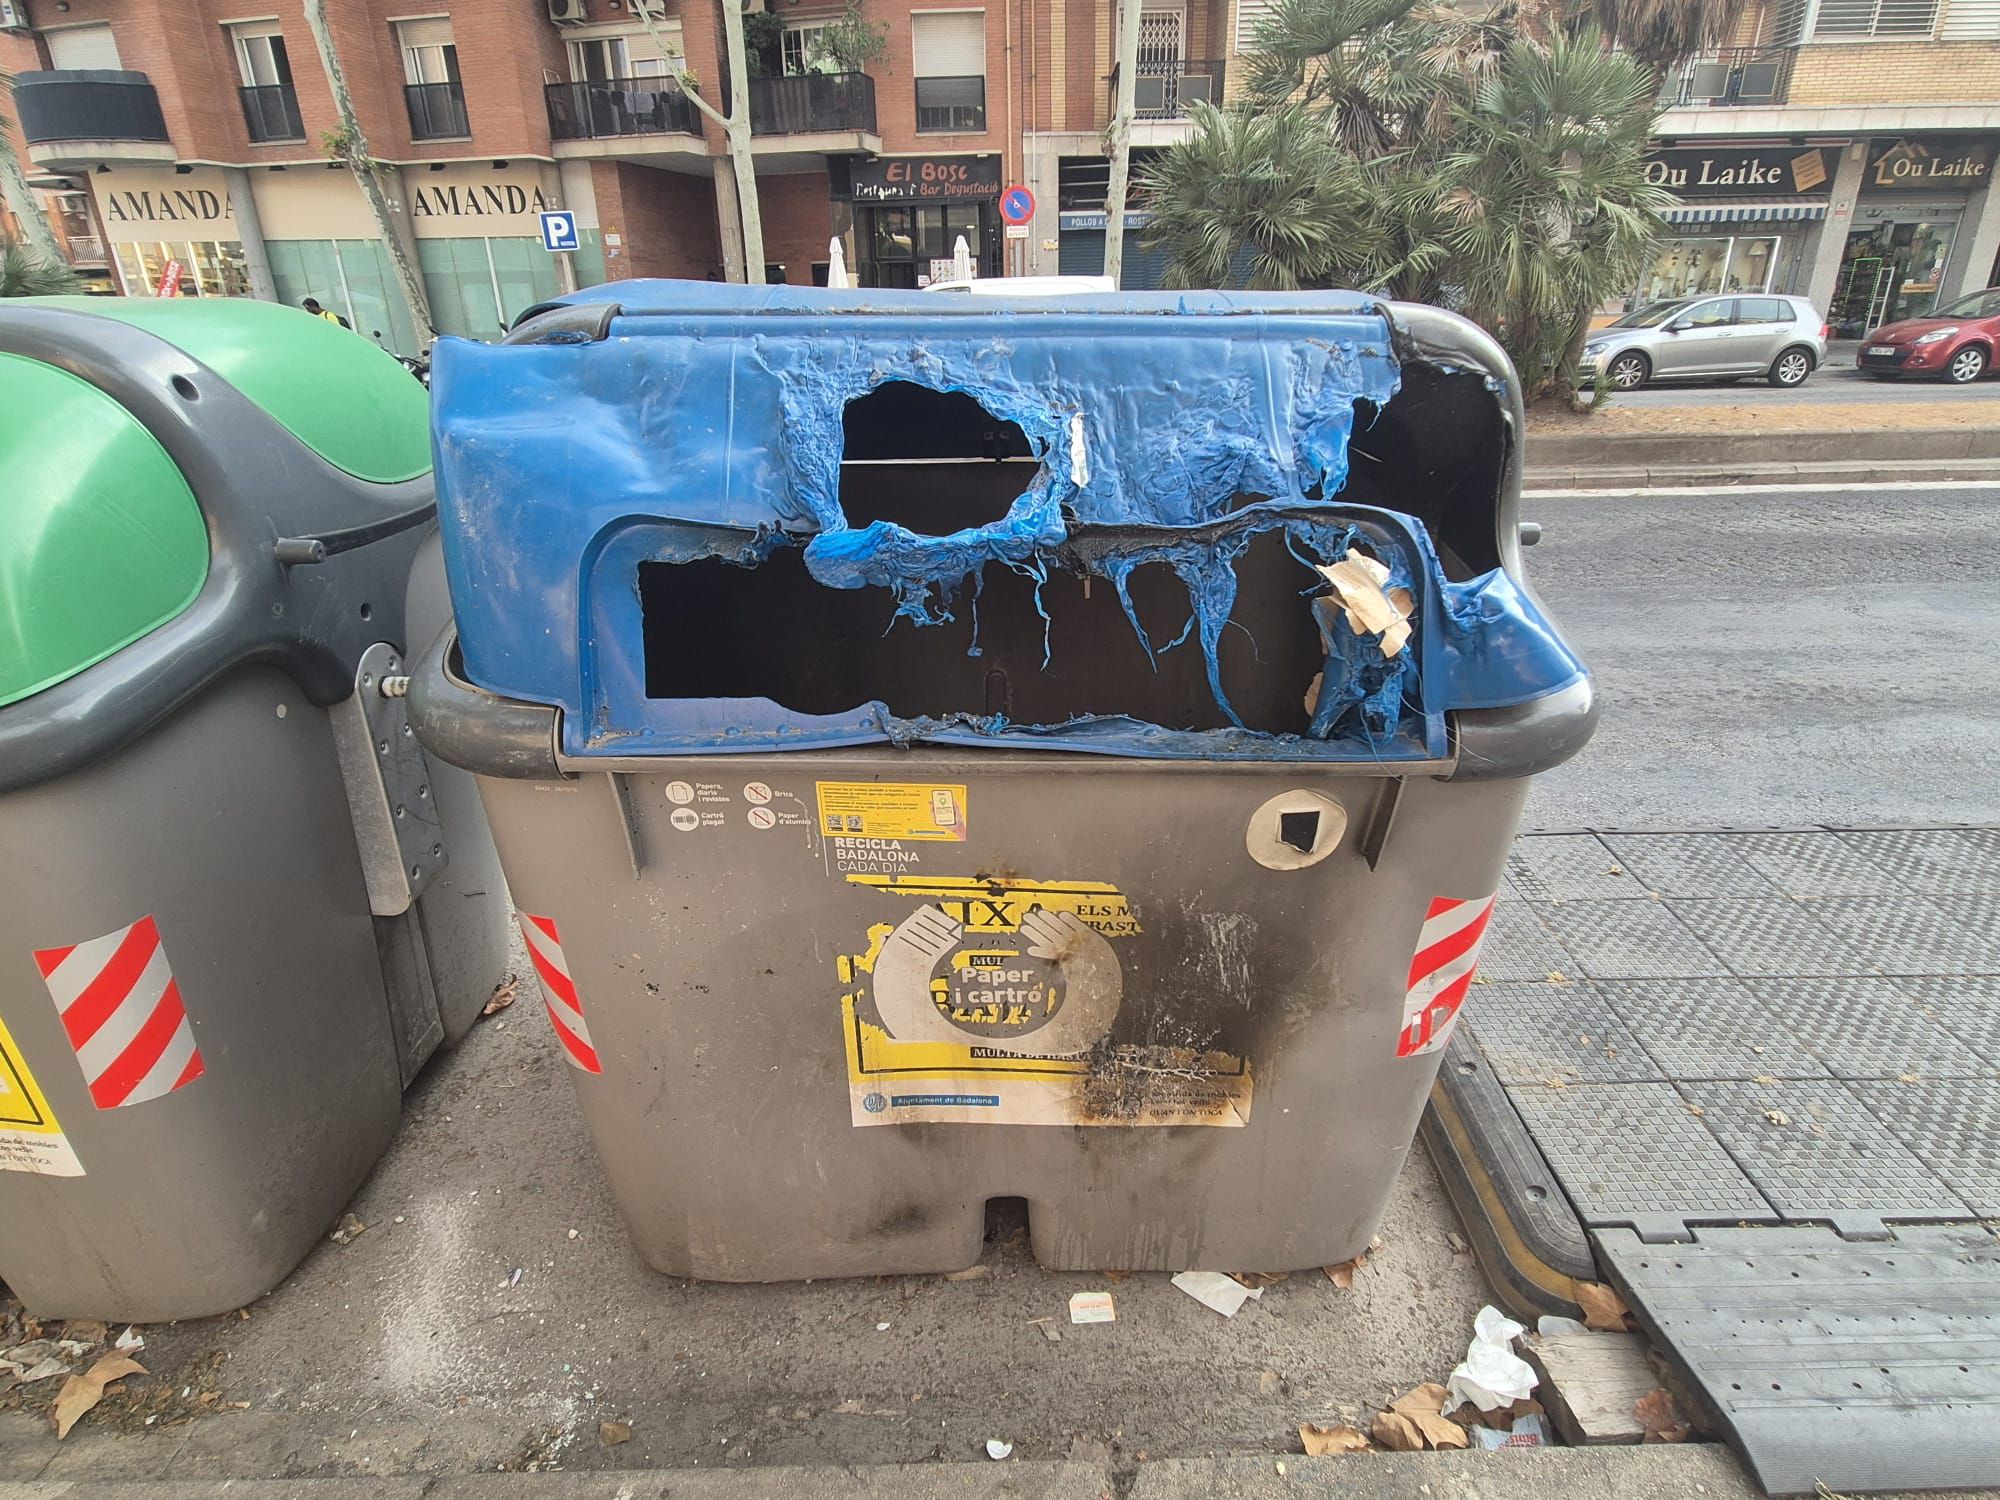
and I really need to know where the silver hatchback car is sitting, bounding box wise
[1578,294,1828,390]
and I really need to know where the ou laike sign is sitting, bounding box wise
[1867,137,1995,190]
[1643,146,1832,197]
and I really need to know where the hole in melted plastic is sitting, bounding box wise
[838,382,1035,535]
[1278,810,1321,854]
[638,531,1327,735]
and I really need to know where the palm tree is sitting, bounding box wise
[1432,26,1672,399]
[0,241,80,297]
[1,71,66,268]
[1565,0,1752,73]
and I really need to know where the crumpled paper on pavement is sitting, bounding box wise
[1446,1305,1539,1413]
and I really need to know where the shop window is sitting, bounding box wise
[1633,234,1780,304]
[418,237,565,341]
[912,11,986,131]
[113,240,249,299]
[266,238,421,355]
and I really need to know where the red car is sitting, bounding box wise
[1858,286,2000,384]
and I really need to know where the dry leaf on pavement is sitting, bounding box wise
[52,1354,145,1439]
[482,977,519,1016]
[1370,1410,1426,1451]
[943,1265,990,1282]
[60,1320,108,1348]
[1230,1271,1290,1288]
[328,1214,367,1246]
[1634,1388,1690,1444]
[1574,1281,1633,1332]
[1387,1383,1469,1450]
[1299,1422,1369,1456]
[598,1419,633,1446]
[1257,1370,1282,1396]
[1323,1251,1367,1289]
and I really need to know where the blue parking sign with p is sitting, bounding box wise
[539,211,579,253]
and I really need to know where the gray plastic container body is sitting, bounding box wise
[472,750,1526,1280]
[0,306,509,1320]
[0,669,403,1319]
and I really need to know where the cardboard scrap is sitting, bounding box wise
[52,1353,145,1439]
[1299,1422,1370,1456]
[598,1419,633,1446]
[1318,549,1415,657]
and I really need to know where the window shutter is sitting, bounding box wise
[1234,0,1275,50]
[1941,0,2000,36]
[912,11,986,77]
[397,16,457,49]
[47,23,122,69]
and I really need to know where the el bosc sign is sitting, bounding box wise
[844,155,1003,203]
[1644,146,1832,197]
[1867,137,1995,191]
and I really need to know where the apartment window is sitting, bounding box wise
[570,33,673,81]
[781,20,838,75]
[44,22,121,69]
[398,17,468,139]
[1807,0,1939,36]
[912,11,985,132]
[229,22,304,141]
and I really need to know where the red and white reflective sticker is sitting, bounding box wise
[518,914,603,1075]
[33,915,205,1109]
[1397,894,1498,1058]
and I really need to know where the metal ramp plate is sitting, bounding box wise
[1595,1224,2000,1498]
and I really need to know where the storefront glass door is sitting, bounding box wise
[1829,219,1958,335]
[1633,234,1780,304]
[854,203,999,288]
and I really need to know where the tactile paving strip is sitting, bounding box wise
[1536,899,1727,980]
[1849,1079,2000,1218]
[1803,897,1999,975]
[1598,833,1780,899]
[1462,981,1662,1085]
[1729,831,1902,898]
[1474,900,1575,982]
[1504,834,1647,902]
[1597,977,1826,1080]
[1895,975,2000,1067]
[1508,1081,1775,1237]
[1666,898,1878,978]
[1677,1078,1970,1232]
[1595,1223,2000,1497]
[1832,828,2000,896]
[1744,976,1988,1079]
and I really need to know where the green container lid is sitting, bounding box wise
[0,353,210,708]
[20,297,432,485]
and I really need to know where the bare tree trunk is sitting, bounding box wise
[301,0,434,336]
[636,1,764,283]
[1100,0,1144,286]
[0,80,64,265]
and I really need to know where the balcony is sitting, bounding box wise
[64,233,108,267]
[1658,47,1795,108]
[546,78,700,141]
[750,72,877,136]
[404,81,470,141]
[239,83,306,144]
[12,70,176,170]
[1131,57,1224,119]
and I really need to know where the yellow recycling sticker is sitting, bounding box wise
[816,781,968,842]
[0,1012,83,1177]
[837,874,1252,1129]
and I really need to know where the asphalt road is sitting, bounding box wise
[1523,481,2000,829]
[1609,359,2000,406]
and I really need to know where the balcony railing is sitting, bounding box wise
[405,80,470,140]
[12,70,171,146]
[1130,57,1224,119]
[1658,46,1795,108]
[546,77,700,141]
[64,233,108,265]
[750,71,877,135]
[239,83,305,143]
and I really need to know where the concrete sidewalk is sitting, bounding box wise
[1524,423,2000,491]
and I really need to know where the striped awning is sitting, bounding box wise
[1665,201,1828,225]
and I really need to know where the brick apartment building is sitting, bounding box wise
[0,0,1226,348]
[1,0,1996,344]
[1637,0,2000,331]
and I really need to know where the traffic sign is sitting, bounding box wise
[538,211,580,253]
[999,185,1035,225]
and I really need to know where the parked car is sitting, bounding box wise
[927,275,1117,296]
[1578,295,1828,391]
[1857,286,2000,384]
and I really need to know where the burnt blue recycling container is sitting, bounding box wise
[411,282,1595,1281]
